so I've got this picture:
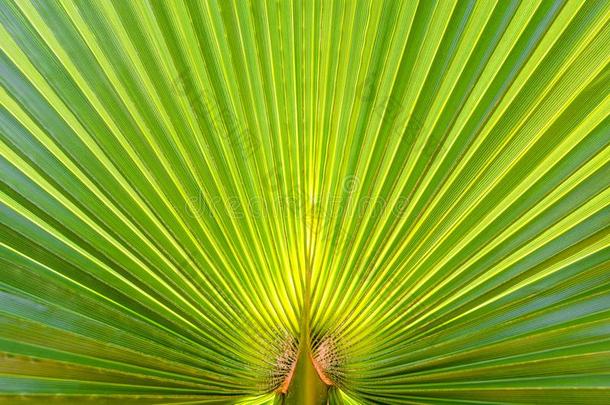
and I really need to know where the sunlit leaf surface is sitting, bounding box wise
[1,0,609,403]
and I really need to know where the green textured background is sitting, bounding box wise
[1,0,609,403]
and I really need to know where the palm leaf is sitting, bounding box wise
[1,0,609,403]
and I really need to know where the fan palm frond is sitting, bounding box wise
[1,0,609,403]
